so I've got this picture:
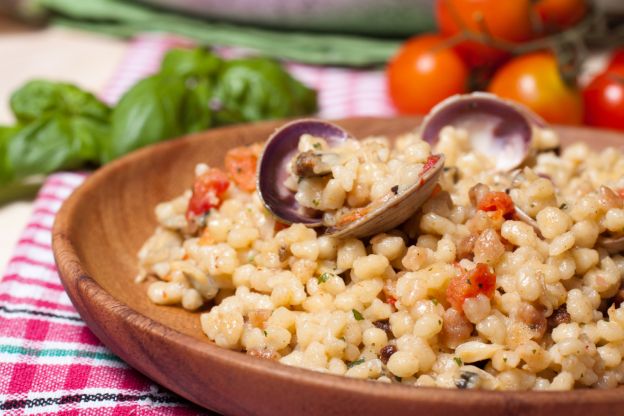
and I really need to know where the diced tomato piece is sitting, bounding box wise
[617,188,624,200]
[386,296,397,307]
[422,154,441,174]
[478,191,515,218]
[274,221,289,232]
[446,263,497,313]
[186,168,230,220]
[225,146,258,192]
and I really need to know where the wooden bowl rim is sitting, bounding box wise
[52,116,624,410]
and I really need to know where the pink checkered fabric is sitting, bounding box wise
[0,34,396,415]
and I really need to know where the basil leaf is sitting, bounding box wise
[0,125,20,185]
[7,80,110,174]
[6,115,103,177]
[211,57,317,125]
[179,78,213,134]
[10,79,110,124]
[160,48,222,79]
[104,75,185,162]
[104,73,213,162]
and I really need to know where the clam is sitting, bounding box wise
[257,119,445,238]
[597,235,624,254]
[257,119,349,227]
[420,92,533,172]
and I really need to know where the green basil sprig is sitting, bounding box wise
[0,48,318,202]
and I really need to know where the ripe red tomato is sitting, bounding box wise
[386,34,469,114]
[186,168,230,220]
[608,49,624,71]
[446,263,497,313]
[583,66,624,130]
[435,0,534,67]
[487,52,583,125]
[534,0,588,31]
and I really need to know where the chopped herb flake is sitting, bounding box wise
[313,142,322,149]
[352,309,364,321]
[431,298,439,305]
[454,357,463,367]
[263,330,268,336]
[391,185,399,194]
[347,358,365,368]
[312,199,319,206]
[318,272,331,283]
[560,202,568,210]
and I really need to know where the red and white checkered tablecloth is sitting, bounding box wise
[0,34,397,415]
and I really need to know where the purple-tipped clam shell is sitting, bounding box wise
[257,119,350,226]
[421,93,533,172]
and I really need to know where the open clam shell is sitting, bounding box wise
[257,119,350,227]
[327,154,445,239]
[257,119,446,239]
[420,92,533,172]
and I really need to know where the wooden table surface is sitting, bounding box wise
[0,16,127,272]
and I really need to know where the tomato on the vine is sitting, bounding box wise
[583,66,624,130]
[533,0,588,32]
[487,52,583,125]
[608,49,624,71]
[386,34,469,115]
[435,0,534,67]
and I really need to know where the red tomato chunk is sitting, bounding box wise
[446,263,497,313]
[225,146,258,192]
[186,168,230,220]
[478,191,515,217]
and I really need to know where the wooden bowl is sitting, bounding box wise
[53,117,624,416]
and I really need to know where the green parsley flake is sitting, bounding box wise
[312,199,319,206]
[263,330,268,336]
[347,358,365,368]
[431,298,439,305]
[453,357,463,367]
[313,142,322,149]
[352,309,364,321]
[318,272,331,283]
